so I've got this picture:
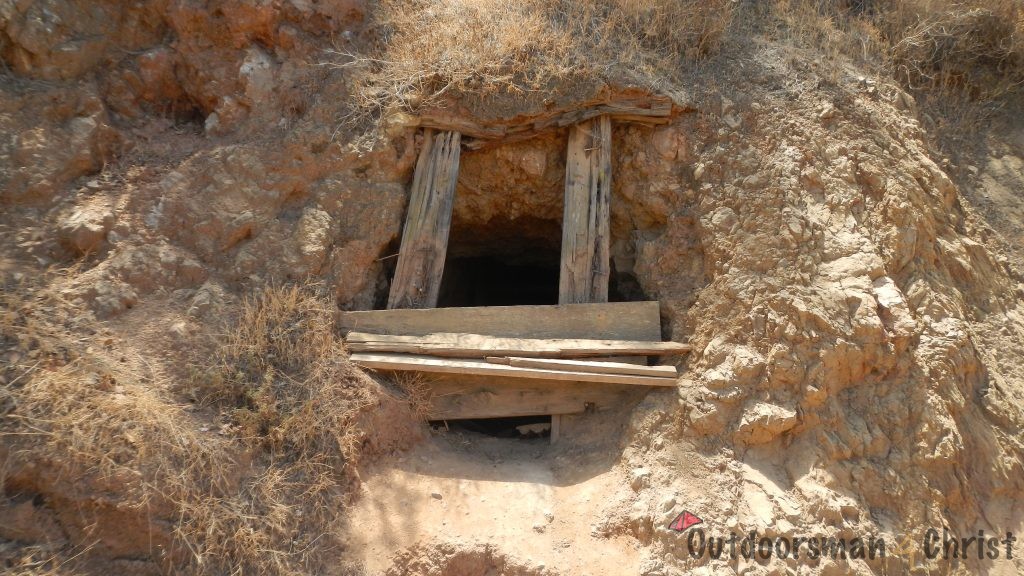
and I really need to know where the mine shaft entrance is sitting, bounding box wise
[437,257,559,307]
[437,216,562,308]
[371,106,677,444]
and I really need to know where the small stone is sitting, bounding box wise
[639,558,665,576]
[734,402,798,445]
[660,497,676,513]
[544,510,554,523]
[430,492,442,500]
[630,467,651,491]
[169,321,189,339]
[516,423,550,435]
[58,205,114,254]
[532,523,546,533]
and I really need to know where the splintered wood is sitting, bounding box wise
[386,129,461,309]
[559,116,612,305]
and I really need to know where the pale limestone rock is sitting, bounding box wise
[735,402,798,445]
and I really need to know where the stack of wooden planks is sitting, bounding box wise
[340,302,690,424]
[347,332,687,387]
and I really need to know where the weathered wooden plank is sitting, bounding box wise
[432,387,585,420]
[408,91,678,149]
[350,353,678,387]
[340,301,661,340]
[607,114,671,125]
[486,356,678,377]
[422,374,641,420]
[560,115,612,304]
[387,129,461,309]
[346,332,689,357]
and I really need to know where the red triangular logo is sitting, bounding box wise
[667,511,703,532]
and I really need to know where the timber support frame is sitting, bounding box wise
[376,94,679,443]
[387,129,461,309]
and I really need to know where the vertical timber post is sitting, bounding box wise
[559,115,612,305]
[554,115,612,443]
[387,129,461,309]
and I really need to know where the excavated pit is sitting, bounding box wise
[431,415,552,439]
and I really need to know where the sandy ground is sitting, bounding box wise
[345,430,642,575]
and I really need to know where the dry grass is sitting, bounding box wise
[1,277,382,575]
[765,0,1024,98]
[192,284,375,458]
[388,371,435,421]
[883,0,1023,96]
[757,0,1024,153]
[338,0,1021,145]
[337,0,734,118]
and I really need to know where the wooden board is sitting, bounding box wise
[387,129,461,309]
[350,353,678,387]
[340,301,661,340]
[422,374,642,420]
[406,90,679,150]
[486,356,678,377]
[560,116,612,304]
[550,412,561,443]
[347,332,689,357]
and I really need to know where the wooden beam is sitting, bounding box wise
[550,414,561,444]
[432,386,587,420]
[486,356,678,377]
[405,91,679,150]
[387,129,461,309]
[560,115,612,304]
[346,332,691,357]
[340,301,661,340]
[350,353,679,387]
[423,375,641,420]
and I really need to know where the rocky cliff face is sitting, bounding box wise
[2,2,1024,575]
